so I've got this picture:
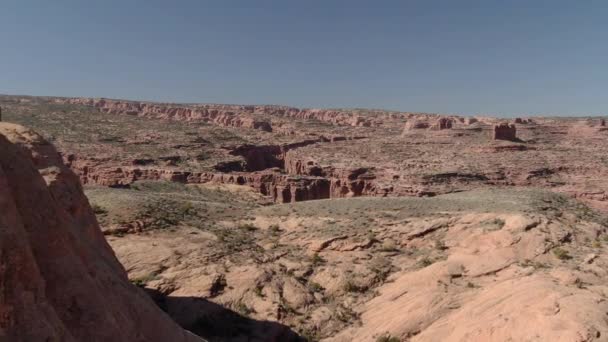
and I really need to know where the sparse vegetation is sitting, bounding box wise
[376,335,400,342]
[434,239,448,250]
[129,273,158,287]
[335,304,359,323]
[239,223,259,232]
[418,257,434,268]
[553,247,572,260]
[253,285,264,297]
[520,259,550,269]
[233,301,255,316]
[135,199,200,230]
[299,327,321,342]
[492,218,506,228]
[269,224,281,235]
[308,282,324,293]
[310,253,326,266]
[343,279,368,293]
[91,203,108,215]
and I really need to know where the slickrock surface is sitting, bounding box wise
[0,123,202,342]
[91,183,608,341]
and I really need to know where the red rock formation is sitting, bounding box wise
[514,117,532,124]
[402,120,430,134]
[429,117,454,130]
[63,151,382,204]
[0,123,201,342]
[493,123,517,141]
[350,116,372,127]
[57,98,273,132]
[54,98,404,128]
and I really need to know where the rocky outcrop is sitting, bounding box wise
[401,120,430,135]
[54,97,423,128]
[226,139,322,172]
[63,152,383,203]
[0,123,202,341]
[493,123,517,141]
[57,98,273,132]
[429,117,453,130]
[402,117,457,135]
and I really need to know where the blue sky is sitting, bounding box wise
[1,1,607,116]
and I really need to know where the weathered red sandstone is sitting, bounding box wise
[0,123,201,341]
[56,98,273,132]
[13,95,608,212]
[493,123,517,141]
[55,98,390,129]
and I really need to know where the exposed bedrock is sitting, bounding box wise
[0,123,201,342]
[493,123,518,141]
[226,139,321,171]
[63,151,383,203]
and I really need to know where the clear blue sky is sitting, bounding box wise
[1,1,607,116]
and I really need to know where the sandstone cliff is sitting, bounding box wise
[0,123,202,342]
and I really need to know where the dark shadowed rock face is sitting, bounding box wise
[493,123,517,141]
[0,123,202,342]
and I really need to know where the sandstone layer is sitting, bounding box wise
[0,123,202,342]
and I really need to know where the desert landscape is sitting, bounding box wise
[2,95,608,341]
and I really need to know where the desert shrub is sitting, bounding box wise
[239,223,258,232]
[376,335,400,342]
[310,253,326,266]
[552,247,572,260]
[308,282,324,293]
[91,203,107,215]
[418,257,434,267]
[492,218,506,228]
[343,279,368,293]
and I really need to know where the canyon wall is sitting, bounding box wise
[54,98,396,127]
